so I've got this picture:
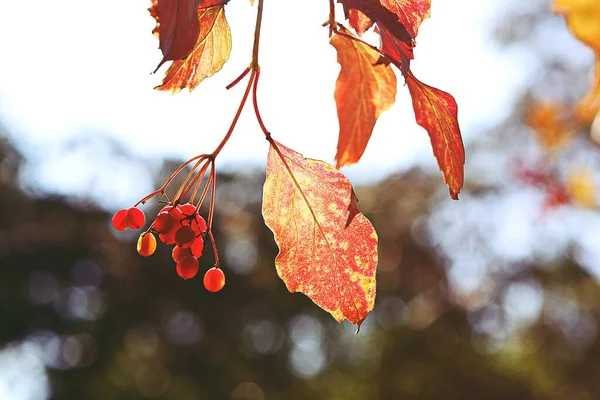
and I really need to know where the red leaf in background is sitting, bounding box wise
[406,71,465,199]
[379,0,431,38]
[331,27,397,168]
[262,141,378,327]
[150,0,202,71]
[155,2,232,93]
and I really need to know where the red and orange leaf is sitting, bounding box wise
[379,0,431,38]
[331,28,397,168]
[150,0,201,71]
[406,71,465,199]
[378,25,414,78]
[348,9,374,36]
[155,2,231,93]
[262,141,378,327]
[342,0,412,45]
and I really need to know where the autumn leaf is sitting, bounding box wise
[553,0,600,123]
[378,25,414,78]
[379,0,431,38]
[348,9,374,36]
[150,0,202,71]
[262,141,378,327]
[406,71,464,199]
[331,28,397,168]
[342,0,412,46]
[155,2,232,93]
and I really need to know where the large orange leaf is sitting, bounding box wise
[331,28,397,168]
[149,0,201,71]
[155,2,231,93]
[262,141,378,327]
[406,71,465,199]
[554,0,600,123]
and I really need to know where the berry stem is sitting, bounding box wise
[207,161,217,231]
[226,67,251,90]
[252,69,271,139]
[251,0,264,71]
[208,230,220,268]
[209,70,256,159]
[195,167,214,210]
[176,158,211,203]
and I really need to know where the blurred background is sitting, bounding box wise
[1,0,600,399]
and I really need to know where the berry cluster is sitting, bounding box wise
[111,204,225,292]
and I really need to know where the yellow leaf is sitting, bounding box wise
[566,167,597,208]
[554,0,600,123]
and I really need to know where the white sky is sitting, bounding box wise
[0,0,525,201]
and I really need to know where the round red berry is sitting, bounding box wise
[126,207,146,230]
[172,246,189,263]
[159,230,176,245]
[179,203,196,215]
[111,209,128,231]
[154,211,174,233]
[137,232,157,257]
[203,267,225,292]
[176,256,199,279]
[175,226,196,248]
[190,237,204,258]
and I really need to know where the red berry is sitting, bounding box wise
[190,237,204,258]
[159,230,176,245]
[203,267,225,292]
[111,209,128,231]
[179,203,207,235]
[194,215,207,234]
[176,256,199,279]
[137,232,157,257]
[126,207,146,230]
[175,226,196,248]
[154,211,174,233]
[179,203,196,215]
[167,206,183,221]
[172,246,189,263]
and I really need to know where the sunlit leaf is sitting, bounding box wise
[348,9,374,36]
[341,0,412,46]
[155,2,232,93]
[331,27,397,168]
[554,0,600,123]
[406,71,465,199]
[378,25,414,78]
[379,0,431,38]
[262,141,378,327]
[150,0,201,71]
